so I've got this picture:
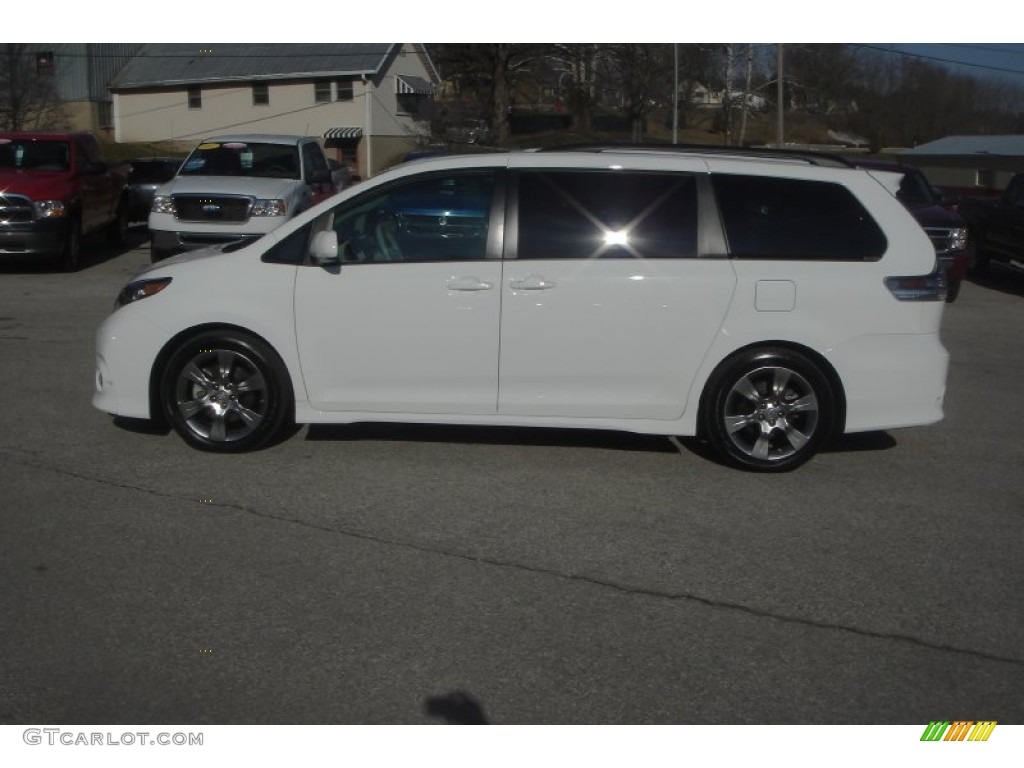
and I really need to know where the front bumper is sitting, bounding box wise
[937,247,971,282]
[0,220,66,258]
[93,306,169,419]
[150,229,265,260]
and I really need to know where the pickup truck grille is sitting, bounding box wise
[172,194,252,223]
[923,227,960,255]
[0,194,34,224]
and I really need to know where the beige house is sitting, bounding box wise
[109,44,438,178]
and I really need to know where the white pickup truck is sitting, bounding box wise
[149,134,340,262]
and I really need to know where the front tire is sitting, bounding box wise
[59,216,82,272]
[160,331,293,452]
[702,348,836,472]
[107,198,128,246]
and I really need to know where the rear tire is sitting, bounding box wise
[160,331,293,452]
[702,348,837,472]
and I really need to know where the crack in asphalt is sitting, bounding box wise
[4,447,1022,669]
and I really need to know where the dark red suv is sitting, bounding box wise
[851,159,971,302]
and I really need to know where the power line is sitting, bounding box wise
[855,44,1024,77]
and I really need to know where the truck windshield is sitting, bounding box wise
[178,141,300,180]
[0,139,70,172]
[894,169,939,206]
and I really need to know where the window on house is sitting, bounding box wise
[336,80,354,101]
[976,169,996,188]
[188,87,202,109]
[253,83,269,106]
[314,80,331,104]
[97,102,113,128]
[36,51,54,74]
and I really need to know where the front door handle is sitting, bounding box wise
[447,276,494,291]
[509,275,557,291]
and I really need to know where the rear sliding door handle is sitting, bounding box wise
[447,276,494,291]
[509,275,557,291]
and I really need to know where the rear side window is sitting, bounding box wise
[516,171,698,259]
[712,174,887,261]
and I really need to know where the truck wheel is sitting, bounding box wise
[970,232,991,276]
[107,198,128,246]
[59,217,82,272]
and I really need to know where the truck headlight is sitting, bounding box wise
[251,199,287,217]
[949,227,968,251]
[151,196,175,215]
[32,200,66,219]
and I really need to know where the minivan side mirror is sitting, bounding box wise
[309,230,340,266]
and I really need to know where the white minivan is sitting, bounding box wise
[96,147,949,471]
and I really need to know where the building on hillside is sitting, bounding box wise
[901,135,1024,196]
[5,44,141,134]
[109,44,438,178]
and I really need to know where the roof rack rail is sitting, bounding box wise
[538,142,855,169]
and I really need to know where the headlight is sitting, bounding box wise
[32,200,66,219]
[949,227,968,251]
[115,277,173,309]
[251,199,287,217]
[151,195,175,214]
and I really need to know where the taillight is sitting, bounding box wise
[884,270,947,301]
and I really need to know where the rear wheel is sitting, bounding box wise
[702,348,837,472]
[160,331,293,452]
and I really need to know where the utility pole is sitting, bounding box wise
[672,43,678,144]
[776,44,784,148]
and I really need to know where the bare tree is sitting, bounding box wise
[737,44,756,146]
[602,44,673,142]
[0,44,65,131]
[552,43,602,133]
[431,44,547,146]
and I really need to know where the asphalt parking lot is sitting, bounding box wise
[0,233,1021,725]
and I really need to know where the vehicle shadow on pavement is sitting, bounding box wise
[423,690,490,724]
[967,264,1024,298]
[304,423,680,453]
[0,229,149,274]
[113,416,171,436]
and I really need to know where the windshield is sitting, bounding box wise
[0,139,70,172]
[178,141,300,179]
[894,168,939,206]
[129,160,181,183]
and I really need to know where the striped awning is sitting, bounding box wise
[395,75,434,96]
[323,126,363,140]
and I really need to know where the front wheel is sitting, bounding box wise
[702,348,837,472]
[59,217,82,272]
[160,331,293,452]
[107,198,128,246]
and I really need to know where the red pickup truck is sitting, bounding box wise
[0,131,130,271]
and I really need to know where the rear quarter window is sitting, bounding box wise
[712,174,887,261]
